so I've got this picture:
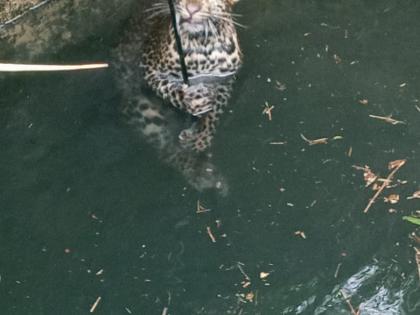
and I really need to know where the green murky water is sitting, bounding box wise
[1,1,420,314]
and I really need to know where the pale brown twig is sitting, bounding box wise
[415,247,420,281]
[196,200,210,213]
[89,296,102,313]
[262,102,275,121]
[369,114,405,125]
[300,134,328,145]
[340,290,360,315]
[237,262,251,281]
[363,159,406,213]
[206,226,216,243]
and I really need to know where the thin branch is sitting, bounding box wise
[363,159,406,213]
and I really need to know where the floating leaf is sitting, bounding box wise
[403,216,420,226]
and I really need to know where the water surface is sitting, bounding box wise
[1,0,420,314]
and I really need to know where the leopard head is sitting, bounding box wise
[149,0,241,35]
[177,0,240,34]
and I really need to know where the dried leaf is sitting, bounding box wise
[300,134,328,145]
[388,159,406,170]
[245,292,255,302]
[259,272,270,279]
[384,194,399,204]
[407,191,420,200]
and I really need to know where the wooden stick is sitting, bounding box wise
[340,290,359,315]
[363,160,406,213]
[206,226,216,243]
[0,63,108,72]
[89,296,102,313]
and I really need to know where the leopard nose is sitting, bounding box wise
[186,3,201,15]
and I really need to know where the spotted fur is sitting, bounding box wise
[113,0,242,192]
[143,0,242,152]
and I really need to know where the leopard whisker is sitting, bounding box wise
[207,19,220,39]
[145,2,168,12]
[204,23,209,42]
[217,12,242,18]
[211,14,247,29]
[147,8,170,19]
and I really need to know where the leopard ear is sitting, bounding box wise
[227,0,240,6]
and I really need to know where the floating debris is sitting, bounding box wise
[334,263,342,278]
[294,231,307,239]
[407,190,420,200]
[89,296,101,313]
[363,159,406,213]
[333,54,342,64]
[259,272,270,279]
[384,194,399,204]
[275,81,287,91]
[206,227,216,243]
[340,290,360,315]
[245,292,255,302]
[196,200,211,214]
[415,248,420,281]
[262,102,275,121]
[300,134,328,145]
[369,114,405,125]
[270,141,287,145]
[237,262,251,281]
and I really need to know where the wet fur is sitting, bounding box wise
[113,0,242,192]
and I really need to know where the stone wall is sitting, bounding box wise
[0,0,42,23]
[0,0,138,60]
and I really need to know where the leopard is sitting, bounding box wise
[113,0,242,192]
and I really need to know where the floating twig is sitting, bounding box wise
[262,102,275,121]
[269,141,287,145]
[340,290,360,315]
[352,165,378,187]
[237,262,251,281]
[294,230,307,239]
[369,114,405,125]
[89,296,102,313]
[407,190,420,200]
[206,226,216,243]
[334,263,342,278]
[196,200,210,213]
[300,134,328,145]
[363,159,406,213]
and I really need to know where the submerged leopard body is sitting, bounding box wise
[114,0,242,192]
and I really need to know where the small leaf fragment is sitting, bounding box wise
[403,216,420,226]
